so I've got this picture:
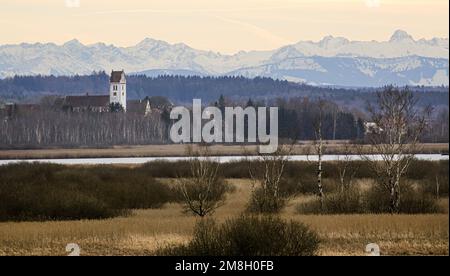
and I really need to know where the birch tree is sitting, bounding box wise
[313,99,326,210]
[336,143,358,194]
[247,144,293,213]
[363,86,430,214]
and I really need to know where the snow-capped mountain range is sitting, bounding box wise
[0,30,448,87]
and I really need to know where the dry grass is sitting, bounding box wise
[0,179,448,256]
[0,143,447,159]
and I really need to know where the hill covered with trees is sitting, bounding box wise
[0,72,448,108]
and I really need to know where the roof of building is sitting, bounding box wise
[64,95,110,108]
[4,103,42,114]
[110,70,125,83]
[127,100,150,114]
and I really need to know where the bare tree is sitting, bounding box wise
[363,86,430,214]
[247,144,293,213]
[176,145,227,217]
[332,106,338,141]
[336,143,359,194]
[313,99,326,210]
[0,108,169,148]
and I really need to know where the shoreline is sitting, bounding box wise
[0,143,448,160]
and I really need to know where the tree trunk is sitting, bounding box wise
[332,110,337,140]
[317,141,324,210]
[316,105,325,212]
[339,171,345,194]
[436,176,440,199]
[389,183,400,214]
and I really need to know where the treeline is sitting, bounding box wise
[275,98,365,140]
[0,111,169,149]
[0,96,448,148]
[1,72,448,107]
[0,97,364,148]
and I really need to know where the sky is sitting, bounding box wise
[0,0,448,54]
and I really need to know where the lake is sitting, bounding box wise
[0,154,448,165]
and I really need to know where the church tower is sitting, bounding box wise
[110,70,127,111]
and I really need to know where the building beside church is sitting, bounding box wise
[60,70,151,116]
[1,70,156,119]
[62,94,110,113]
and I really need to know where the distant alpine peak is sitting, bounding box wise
[136,37,169,48]
[139,37,159,43]
[390,30,414,42]
[63,39,83,47]
[318,35,350,48]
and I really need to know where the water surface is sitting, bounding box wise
[0,154,447,166]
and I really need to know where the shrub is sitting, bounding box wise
[247,170,343,214]
[365,182,443,214]
[297,188,363,214]
[0,163,172,222]
[140,161,191,178]
[281,176,315,195]
[422,176,449,198]
[158,215,320,256]
[245,149,298,214]
[295,199,323,215]
[38,191,128,220]
[279,176,340,197]
[417,161,449,198]
[247,186,288,214]
[297,182,442,215]
[322,189,364,214]
[141,160,448,185]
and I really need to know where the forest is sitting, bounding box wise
[0,96,368,148]
[0,72,448,108]
[0,73,448,148]
[1,94,448,149]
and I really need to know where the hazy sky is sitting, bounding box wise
[1,0,448,54]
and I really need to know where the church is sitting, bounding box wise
[61,70,151,115]
[0,70,159,119]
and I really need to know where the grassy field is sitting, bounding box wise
[0,179,448,256]
[0,143,448,159]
